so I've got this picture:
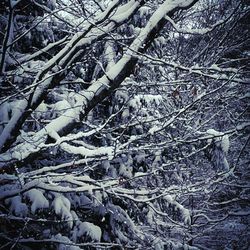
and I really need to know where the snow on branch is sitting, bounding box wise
[0,176,119,200]
[0,0,146,153]
[164,8,235,35]
[127,49,247,84]
[0,0,200,163]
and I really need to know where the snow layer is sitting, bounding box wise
[53,195,74,228]
[165,195,191,225]
[25,189,49,214]
[6,196,28,217]
[206,128,230,154]
[72,221,102,242]
[54,233,81,250]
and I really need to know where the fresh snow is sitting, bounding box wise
[6,196,28,217]
[0,99,28,150]
[206,129,230,154]
[149,125,161,135]
[111,1,139,23]
[139,6,151,18]
[72,221,102,242]
[54,233,81,250]
[128,94,163,110]
[164,195,191,225]
[221,135,230,155]
[53,195,74,228]
[25,189,49,214]
[60,143,114,160]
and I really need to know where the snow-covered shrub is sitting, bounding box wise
[206,129,230,171]
[52,195,74,228]
[24,188,49,214]
[72,221,102,242]
[6,196,28,217]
